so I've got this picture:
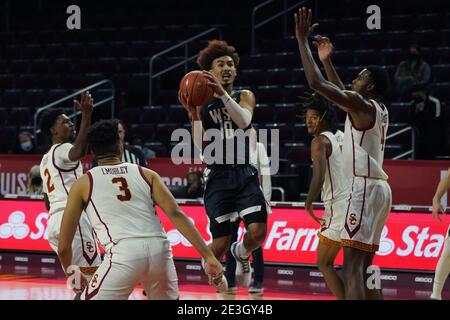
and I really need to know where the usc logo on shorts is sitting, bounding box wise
[86,241,94,253]
[91,274,99,288]
[348,213,358,225]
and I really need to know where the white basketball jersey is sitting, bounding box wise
[320,130,347,205]
[84,163,166,249]
[40,143,82,215]
[343,99,389,180]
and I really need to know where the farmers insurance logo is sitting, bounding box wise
[0,211,49,240]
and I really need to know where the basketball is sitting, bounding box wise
[179,70,215,106]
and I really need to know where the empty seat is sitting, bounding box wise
[15,74,40,89]
[253,106,275,124]
[45,44,65,59]
[129,124,155,141]
[284,143,310,164]
[264,123,294,143]
[433,64,450,82]
[141,106,166,124]
[2,89,22,107]
[51,58,73,74]
[22,89,46,108]
[8,107,32,126]
[0,126,18,153]
[155,123,178,142]
[168,106,189,124]
[118,108,142,124]
[275,106,298,123]
[354,50,383,65]
[118,57,143,74]
[9,60,29,74]
[29,59,51,74]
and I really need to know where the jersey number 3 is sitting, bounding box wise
[112,177,132,201]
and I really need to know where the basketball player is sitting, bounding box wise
[304,93,346,299]
[92,119,147,168]
[58,120,224,300]
[179,40,268,288]
[431,167,450,300]
[39,92,101,297]
[295,8,391,299]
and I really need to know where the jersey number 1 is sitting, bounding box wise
[112,177,132,201]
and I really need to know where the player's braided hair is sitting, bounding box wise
[197,40,240,70]
[298,92,338,134]
[87,119,120,157]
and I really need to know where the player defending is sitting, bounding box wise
[58,120,224,299]
[39,92,101,297]
[179,40,268,288]
[304,93,346,299]
[295,8,391,299]
[430,167,450,300]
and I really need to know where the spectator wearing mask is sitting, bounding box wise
[15,131,40,154]
[409,84,443,159]
[27,165,43,195]
[394,43,431,98]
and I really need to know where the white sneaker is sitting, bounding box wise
[230,242,252,287]
[209,273,228,293]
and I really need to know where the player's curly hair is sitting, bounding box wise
[196,40,240,70]
[299,92,338,134]
[87,119,120,157]
[39,109,65,137]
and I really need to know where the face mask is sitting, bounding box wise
[31,177,42,186]
[21,141,33,152]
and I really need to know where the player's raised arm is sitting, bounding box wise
[202,71,255,129]
[294,7,371,114]
[144,168,223,277]
[313,35,346,90]
[68,91,94,161]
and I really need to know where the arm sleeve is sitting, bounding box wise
[257,143,272,202]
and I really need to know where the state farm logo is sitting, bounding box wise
[376,226,395,256]
[0,211,49,240]
[0,211,29,239]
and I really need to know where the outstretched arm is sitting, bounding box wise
[313,35,345,90]
[202,71,255,129]
[294,7,371,114]
[145,168,223,277]
[68,92,94,161]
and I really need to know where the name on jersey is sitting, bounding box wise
[100,166,129,175]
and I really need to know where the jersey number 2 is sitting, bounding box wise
[112,177,132,201]
[44,168,55,193]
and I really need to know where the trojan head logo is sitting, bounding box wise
[349,213,358,225]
